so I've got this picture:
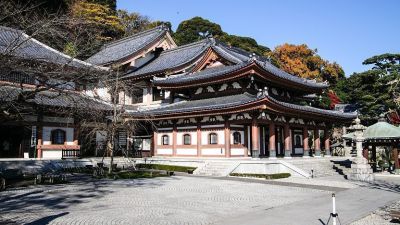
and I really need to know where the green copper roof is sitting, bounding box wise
[364,121,400,140]
[342,132,355,139]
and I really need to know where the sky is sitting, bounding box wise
[117,0,399,76]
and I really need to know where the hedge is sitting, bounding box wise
[229,172,291,179]
[136,164,196,173]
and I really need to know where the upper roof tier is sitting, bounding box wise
[86,25,175,66]
[123,37,329,91]
[123,38,212,79]
[153,60,329,91]
[0,26,107,71]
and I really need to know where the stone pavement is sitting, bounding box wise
[0,175,399,225]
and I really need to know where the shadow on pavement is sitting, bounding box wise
[25,212,69,225]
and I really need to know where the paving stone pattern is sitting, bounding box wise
[0,176,328,225]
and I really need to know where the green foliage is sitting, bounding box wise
[137,164,197,172]
[173,17,270,56]
[229,172,291,179]
[174,17,224,45]
[112,171,168,179]
[335,53,400,124]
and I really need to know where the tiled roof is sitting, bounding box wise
[128,93,257,117]
[153,62,249,85]
[86,26,168,65]
[153,60,329,89]
[122,39,212,79]
[268,96,357,119]
[0,26,106,71]
[127,92,356,119]
[0,85,111,110]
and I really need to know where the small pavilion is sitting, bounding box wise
[344,117,400,174]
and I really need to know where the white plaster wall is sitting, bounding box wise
[177,131,197,145]
[176,148,197,155]
[42,127,74,145]
[157,148,173,155]
[231,148,245,156]
[84,87,111,102]
[142,88,149,104]
[201,130,224,145]
[202,148,225,155]
[230,130,244,144]
[157,132,172,145]
[42,150,63,159]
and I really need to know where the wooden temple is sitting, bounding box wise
[114,36,357,158]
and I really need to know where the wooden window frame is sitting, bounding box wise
[183,134,191,145]
[162,135,169,145]
[209,133,218,145]
[51,129,66,145]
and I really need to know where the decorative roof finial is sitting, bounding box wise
[248,53,257,62]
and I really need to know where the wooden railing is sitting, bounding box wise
[62,149,81,159]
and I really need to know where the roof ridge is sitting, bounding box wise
[159,39,210,55]
[102,25,165,49]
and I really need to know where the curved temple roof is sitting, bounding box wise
[123,39,212,79]
[86,26,170,66]
[0,26,107,71]
[153,60,329,90]
[126,92,356,120]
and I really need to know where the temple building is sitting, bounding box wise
[0,25,357,159]
[85,26,357,158]
[0,26,109,159]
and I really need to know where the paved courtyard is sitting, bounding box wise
[0,175,399,225]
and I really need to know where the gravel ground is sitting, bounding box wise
[350,200,400,225]
[0,175,329,225]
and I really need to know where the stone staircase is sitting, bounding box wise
[331,159,352,179]
[289,159,342,178]
[193,161,238,177]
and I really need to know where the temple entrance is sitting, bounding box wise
[292,129,304,156]
[276,126,284,156]
[259,125,270,157]
[0,125,32,158]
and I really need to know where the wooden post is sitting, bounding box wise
[269,123,276,158]
[172,123,177,156]
[303,127,309,157]
[197,121,201,157]
[153,130,158,156]
[314,129,321,157]
[284,124,291,158]
[372,145,377,172]
[324,129,331,157]
[251,118,259,157]
[224,120,231,157]
[393,147,399,172]
[244,126,249,157]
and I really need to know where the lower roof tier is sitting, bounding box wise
[125,92,356,122]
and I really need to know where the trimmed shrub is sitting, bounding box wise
[229,172,291,179]
[136,164,196,173]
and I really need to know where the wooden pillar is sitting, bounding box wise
[251,118,259,157]
[324,129,331,157]
[153,130,158,156]
[363,147,369,160]
[224,120,231,157]
[303,127,309,157]
[269,123,276,158]
[284,124,291,158]
[172,123,177,156]
[37,126,43,159]
[314,129,321,157]
[393,147,399,172]
[244,126,249,157]
[372,145,377,172]
[197,122,201,157]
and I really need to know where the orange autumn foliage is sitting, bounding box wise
[271,43,344,84]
